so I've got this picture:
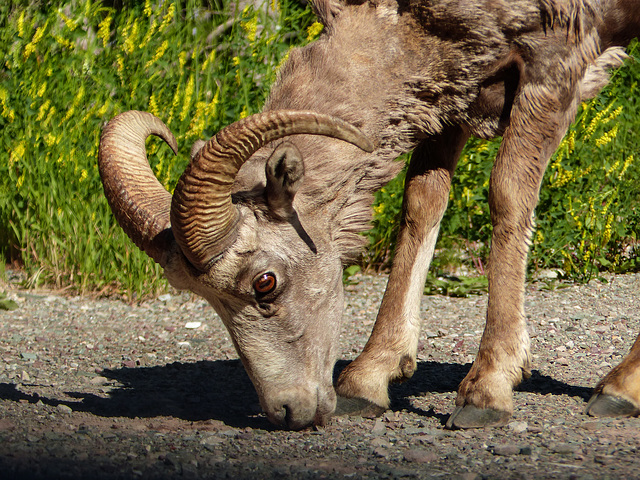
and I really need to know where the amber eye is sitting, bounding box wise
[253,272,277,295]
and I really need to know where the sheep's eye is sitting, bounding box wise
[253,272,277,295]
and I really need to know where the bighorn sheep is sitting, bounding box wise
[99,0,640,429]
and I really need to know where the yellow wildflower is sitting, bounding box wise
[9,141,26,167]
[24,21,49,59]
[206,89,220,118]
[17,174,25,189]
[583,103,614,140]
[618,154,634,180]
[140,18,158,49]
[58,10,78,31]
[149,93,160,117]
[0,86,15,122]
[180,75,195,121]
[63,106,76,122]
[144,0,153,17]
[146,40,168,69]
[306,22,324,41]
[44,133,58,147]
[179,51,188,71]
[54,35,75,50]
[595,124,619,148]
[242,16,259,43]
[159,3,176,32]
[17,11,26,38]
[201,49,216,73]
[122,19,139,55]
[45,105,57,125]
[604,105,623,123]
[37,100,51,121]
[37,81,47,97]
[98,100,110,117]
[239,105,249,119]
[80,169,88,182]
[606,159,620,178]
[98,15,112,48]
[270,0,280,12]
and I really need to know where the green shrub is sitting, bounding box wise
[1,0,638,298]
[0,0,317,297]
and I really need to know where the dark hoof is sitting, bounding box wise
[334,396,386,418]
[445,405,511,429]
[585,393,640,418]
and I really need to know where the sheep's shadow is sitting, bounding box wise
[376,360,593,422]
[0,358,593,429]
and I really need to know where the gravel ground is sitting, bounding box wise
[1,270,640,479]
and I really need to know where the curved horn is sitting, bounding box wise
[171,110,374,271]
[99,111,178,266]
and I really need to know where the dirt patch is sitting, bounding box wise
[1,272,640,479]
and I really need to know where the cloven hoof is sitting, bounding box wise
[585,393,640,418]
[445,405,512,429]
[334,395,387,418]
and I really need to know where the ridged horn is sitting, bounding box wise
[99,111,178,266]
[171,110,374,271]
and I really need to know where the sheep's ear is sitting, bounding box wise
[265,142,305,220]
[312,0,343,26]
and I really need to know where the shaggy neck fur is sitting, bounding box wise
[236,0,611,261]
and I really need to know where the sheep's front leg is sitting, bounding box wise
[586,333,640,417]
[336,126,469,414]
[447,88,580,429]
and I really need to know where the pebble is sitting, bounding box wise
[550,443,580,455]
[371,418,387,436]
[56,404,73,414]
[508,421,528,433]
[403,448,438,463]
[489,444,522,456]
[90,376,110,385]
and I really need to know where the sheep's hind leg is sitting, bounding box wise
[586,333,640,418]
[335,126,468,415]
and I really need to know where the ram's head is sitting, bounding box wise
[99,110,373,429]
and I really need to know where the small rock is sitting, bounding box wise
[507,421,528,433]
[490,444,521,456]
[158,294,171,302]
[371,418,386,436]
[90,376,110,385]
[373,447,390,459]
[594,454,616,465]
[185,321,202,329]
[550,443,579,455]
[20,352,37,361]
[57,404,73,414]
[201,435,225,450]
[371,438,391,448]
[581,421,600,431]
[403,448,438,463]
[21,370,31,382]
[177,341,191,348]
